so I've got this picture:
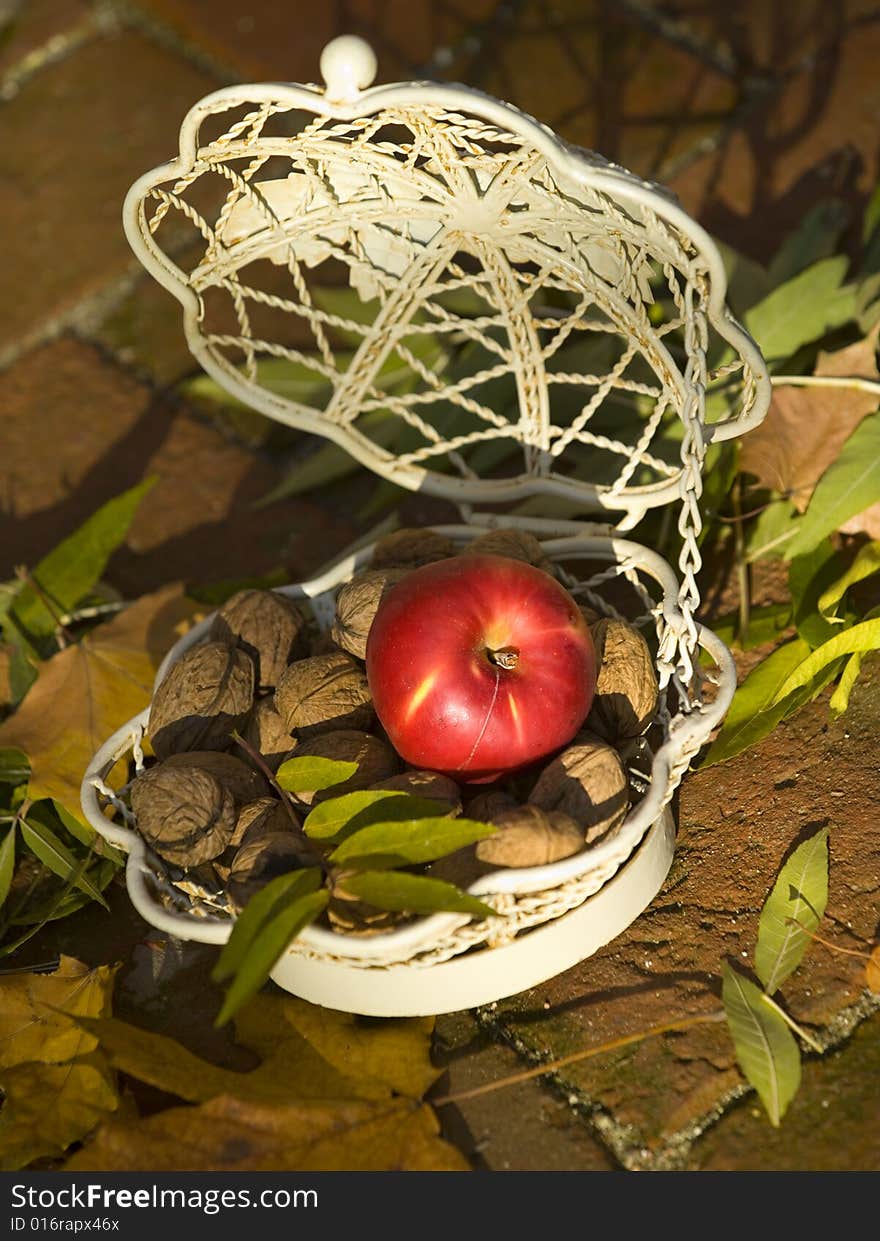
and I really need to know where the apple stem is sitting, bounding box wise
[487,646,519,670]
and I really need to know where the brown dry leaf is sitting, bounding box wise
[65,1094,468,1171]
[739,327,880,510]
[866,946,880,995]
[0,584,202,813]
[0,957,119,1170]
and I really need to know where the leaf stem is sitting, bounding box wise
[784,916,874,960]
[431,1010,726,1107]
[770,374,880,396]
[759,991,824,1054]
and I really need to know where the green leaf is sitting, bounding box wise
[0,825,15,910]
[716,241,771,317]
[27,800,125,867]
[863,184,880,245]
[829,651,863,717]
[187,568,289,607]
[329,817,496,869]
[786,414,880,558]
[0,748,29,786]
[721,963,801,1128]
[788,541,846,649]
[275,756,358,795]
[745,256,855,368]
[212,867,323,985]
[303,791,450,842]
[10,478,156,644]
[755,827,830,995]
[19,819,109,909]
[818,540,880,621]
[253,410,400,507]
[703,638,812,766]
[7,645,37,706]
[767,199,850,288]
[706,603,793,653]
[743,497,803,563]
[770,618,880,705]
[212,869,327,1027]
[340,871,496,919]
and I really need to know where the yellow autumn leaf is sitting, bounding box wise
[0,955,116,1068]
[0,584,202,815]
[80,991,440,1105]
[0,1056,118,1171]
[0,956,119,1171]
[66,1094,469,1171]
[277,998,440,1099]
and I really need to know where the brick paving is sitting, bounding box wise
[1,0,878,1172]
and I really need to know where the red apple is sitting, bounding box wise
[365,553,597,782]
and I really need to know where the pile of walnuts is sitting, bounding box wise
[128,527,659,933]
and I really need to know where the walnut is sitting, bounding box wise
[130,764,235,867]
[463,789,519,822]
[459,528,551,569]
[241,696,296,771]
[587,618,659,743]
[529,737,629,843]
[226,832,312,912]
[425,848,494,891]
[578,603,602,626]
[475,805,584,867]
[209,589,309,690]
[274,652,373,738]
[331,568,408,660]
[369,769,462,815]
[160,751,266,805]
[229,795,298,850]
[290,729,400,806]
[148,641,254,759]
[370,527,456,570]
[326,877,405,936]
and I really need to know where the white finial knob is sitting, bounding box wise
[320,36,378,102]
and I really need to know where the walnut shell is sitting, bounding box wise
[241,696,297,771]
[475,805,584,867]
[529,737,629,843]
[160,751,267,805]
[229,795,298,850]
[370,527,456,570]
[463,789,519,822]
[459,529,551,569]
[274,651,373,738]
[587,618,659,742]
[209,589,308,690]
[130,764,235,866]
[326,883,405,936]
[426,847,495,891]
[290,729,400,806]
[148,641,254,759]
[331,568,408,660]
[368,769,462,815]
[226,831,311,912]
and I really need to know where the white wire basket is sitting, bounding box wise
[80,36,770,1016]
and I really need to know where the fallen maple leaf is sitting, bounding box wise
[739,327,880,513]
[0,956,119,1170]
[0,584,202,815]
[65,1094,468,1171]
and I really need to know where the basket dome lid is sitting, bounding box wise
[123,36,769,526]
